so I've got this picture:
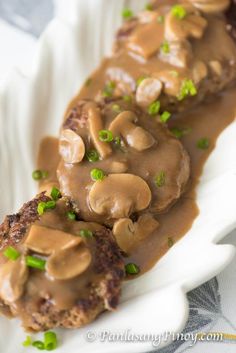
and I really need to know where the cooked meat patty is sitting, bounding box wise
[57,98,190,223]
[77,1,236,113]
[0,193,124,332]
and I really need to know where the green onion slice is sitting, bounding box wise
[160,111,171,123]
[86,149,100,163]
[122,8,133,19]
[154,171,166,187]
[3,246,20,261]
[197,137,210,150]
[171,5,187,19]
[22,336,32,347]
[50,187,61,201]
[148,100,161,115]
[44,331,58,351]
[178,79,197,101]
[67,211,76,221]
[160,40,170,54]
[32,170,48,181]
[90,168,106,181]
[80,229,93,238]
[99,130,114,142]
[32,341,45,350]
[125,263,140,275]
[26,256,46,271]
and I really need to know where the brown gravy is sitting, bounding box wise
[37,2,236,276]
[38,85,236,274]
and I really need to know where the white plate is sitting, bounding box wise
[0,1,236,352]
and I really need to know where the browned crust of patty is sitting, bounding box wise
[0,194,125,332]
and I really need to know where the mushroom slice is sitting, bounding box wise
[189,0,230,13]
[59,129,85,164]
[46,245,92,280]
[0,257,28,303]
[113,214,159,253]
[89,173,152,219]
[87,103,112,159]
[25,225,82,255]
[165,5,207,42]
[109,111,156,151]
[110,161,128,173]
[136,78,162,107]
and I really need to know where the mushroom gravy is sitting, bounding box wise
[37,0,236,275]
[38,85,236,274]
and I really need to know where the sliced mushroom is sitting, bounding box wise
[188,0,230,13]
[165,5,208,42]
[109,111,156,151]
[89,173,152,219]
[46,245,91,280]
[87,103,112,159]
[25,225,82,255]
[136,78,162,106]
[127,14,165,59]
[157,70,183,97]
[110,161,128,173]
[59,129,85,164]
[159,40,193,68]
[113,214,159,253]
[0,257,28,303]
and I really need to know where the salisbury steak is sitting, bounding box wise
[0,193,124,332]
[57,98,190,223]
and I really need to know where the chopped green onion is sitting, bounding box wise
[99,130,114,142]
[86,149,100,163]
[67,211,76,221]
[22,336,32,347]
[170,127,191,139]
[26,256,46,271]
[44,331,58,351]
[32,170,48,181]
[145,3,153,11]
[85,78,92,87]
[178,79,197,101]
[50,187,61,201]
[157,15,164,24]
[148,100,161,115]
[122,8,133,19]
[32,341,45,350]
[168,237,174,248]
[112,104,121,113]
[102,81,116,97]
[154,171,166,187]
[45,200,56,210]
[3,246,20,261]
[90,168,105,181]
[160,40,170,54]
[136,76,146,86]
[197,137,210,150]
[38,200,56,215]
[171,5,187,20]
[125,263,140,275]
[80,229,93,238]
[123,95,132,103]
[37,202,46,216]
[160,111,171,123]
